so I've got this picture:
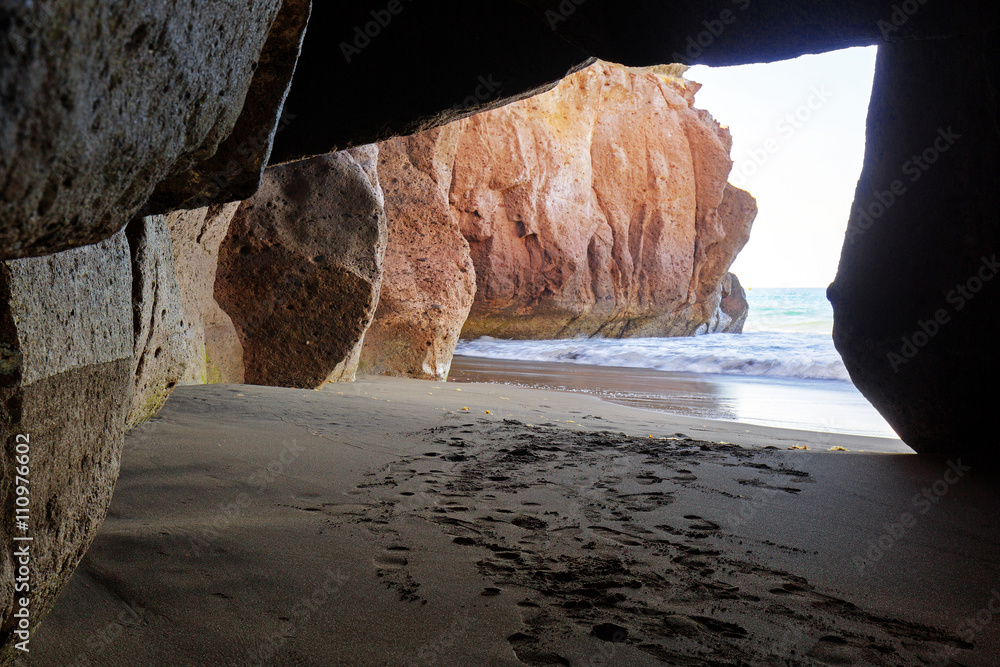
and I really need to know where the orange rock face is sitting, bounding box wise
[358,127,476,381]
[370,61,756,356]
[453,61,756,339]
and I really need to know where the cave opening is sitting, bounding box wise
[449,46,901,444]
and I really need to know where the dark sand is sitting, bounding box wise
[22,378,999,666]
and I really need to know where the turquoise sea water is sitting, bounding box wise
[456,288,845,382]
[452,288,903,439]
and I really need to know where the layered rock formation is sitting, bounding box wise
[358,129,476,381]
[216,147,387,388]
[0,233,133,663]
[456,62,755,339]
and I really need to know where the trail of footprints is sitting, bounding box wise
[336,420,970,666]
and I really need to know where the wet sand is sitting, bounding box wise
[23,378,998,666]
[449,355,901,440]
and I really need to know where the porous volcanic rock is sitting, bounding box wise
[165,204,244,385]
[0,0,305,259]
[125,215,189,427]
[451,61,755,339]
[0,232,133,663]
[358,127,476,380]
[215,147,386,388]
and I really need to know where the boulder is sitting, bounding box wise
[0,0,307,259]
[215,147,387,388]
[719,273,750,334]
[165,204,244,385]
[452,61,755,339]
[0,233,133,662]
[125,216,190,427]
[359,128,476,380]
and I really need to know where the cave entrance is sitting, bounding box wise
[450,47,899,443]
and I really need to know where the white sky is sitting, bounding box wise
[687,46,879,288]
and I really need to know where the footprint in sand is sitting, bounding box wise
[374,551,408,569]
[769,580,856,612]
[683,515,721,535]
[589,525,644,547]
[688,615,748,639]
[635,473,663,485]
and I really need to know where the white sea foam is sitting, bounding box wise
[456,331,850,382]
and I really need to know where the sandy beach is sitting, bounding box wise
[23,377,999,666]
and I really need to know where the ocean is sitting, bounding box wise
[450,288,901,440]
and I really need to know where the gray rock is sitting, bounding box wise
[0,232,133,663]
[125,215,189,427]
[145,0,313,212]
[165,204,244,385]
[0,0,303,259]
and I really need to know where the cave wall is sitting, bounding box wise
[829,30,1000,460]
[165,204,245,385]
[0,0,308,260]
[2,2,1000,657]
[0,232,133,660]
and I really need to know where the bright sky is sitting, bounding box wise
[687,46,879,288]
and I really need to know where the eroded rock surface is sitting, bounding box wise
[449,62,755,339]
[0,0,304,259]
[165,204,244,385]
[0,233,133,662]
[216,147,387,388]
[358,128,476,381]
[125,216,189,427]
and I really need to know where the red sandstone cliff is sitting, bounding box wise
[358,127,476,380]
[364,61,757,377]
[454,61,756,338]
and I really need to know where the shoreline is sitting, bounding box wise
[29,378,995,666]
[449,354,903,443]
